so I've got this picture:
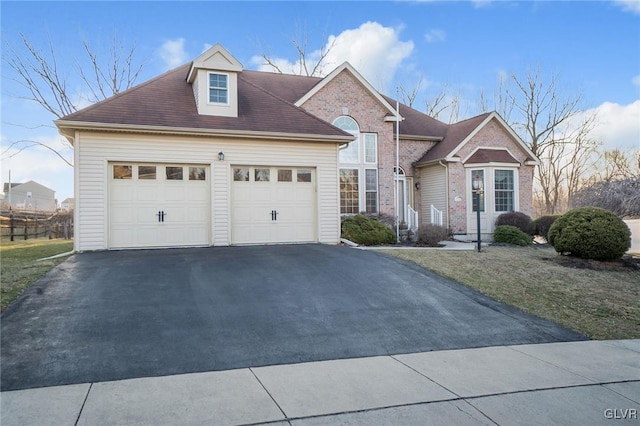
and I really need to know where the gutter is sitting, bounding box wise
[55,120,355,145]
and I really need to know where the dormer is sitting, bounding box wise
[187,43,243,118]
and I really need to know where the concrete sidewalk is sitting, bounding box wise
[2,340,638,425]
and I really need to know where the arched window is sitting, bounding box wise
[335,116,378,214]
[334,116,360,163]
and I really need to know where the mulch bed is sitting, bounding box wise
[542,254,640,272]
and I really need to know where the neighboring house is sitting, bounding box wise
[2,181,57,212]
[60,198,75,211]
[56,44,538,251]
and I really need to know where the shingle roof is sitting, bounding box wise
[464,148,520,164]
[416,113,492,164]
[59,64,350,139]
[57,60,498,160]
[381,95,449,139]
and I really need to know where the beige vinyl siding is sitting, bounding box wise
[420,164,448,228]
[75,131,340,251]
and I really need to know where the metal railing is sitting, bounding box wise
[407,205,419,233]
[430,205,443,226]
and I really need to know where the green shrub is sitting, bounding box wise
[341,215,396,246]
[533,215,561,241]
[548,207,631,261]
[495,211,534,235]
[416,224,449,247]
[493,225,533,246]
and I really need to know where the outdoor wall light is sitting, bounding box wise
[218,152,225,161]
[415,182,420,190]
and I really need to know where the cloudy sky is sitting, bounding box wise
[1,0,639,202]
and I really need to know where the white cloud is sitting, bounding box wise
[425,29,446,43]
[614,0,640,15]
[157,38,188,70]
[586,100,640,150]
[251,21,414,91]
[633,75,640,88]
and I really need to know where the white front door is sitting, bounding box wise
[109,163,210,249]
[231,166,317,244]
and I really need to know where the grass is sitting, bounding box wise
[1,238,74,312]
[380,245,640,340]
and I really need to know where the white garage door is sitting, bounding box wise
[109,163,210,249]
[231,166,316,244]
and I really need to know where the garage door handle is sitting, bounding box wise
[271,210,279,221]
[157,211,167,222]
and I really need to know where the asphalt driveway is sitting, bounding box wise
[1,244,586,391]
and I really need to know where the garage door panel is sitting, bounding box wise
[231,166,316,245]
[109,163,210,249]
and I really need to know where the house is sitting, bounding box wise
[60,198,75,211]
[55,43,537,251]
[2,180,57,212]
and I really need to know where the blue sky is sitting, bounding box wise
[2,1,639,202]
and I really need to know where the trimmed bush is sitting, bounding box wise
[341,215,396,246]
[495,211,534,235]
[533,215,561,241]
[416,224,449,247]
[548,207,631,261]
[494,225,533,246]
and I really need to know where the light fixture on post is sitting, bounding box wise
[472,173,484,252]
[218,152,225,161]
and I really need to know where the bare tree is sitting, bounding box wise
[499,69,596,214]
[572,178,640,217]
[3,32,144,166]
[256,25,336,77]
[398,75,423,108]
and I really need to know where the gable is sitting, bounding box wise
[416,112,538,166]
[186,43,243,83]
[296,63,398,119]
[299,68,393,127]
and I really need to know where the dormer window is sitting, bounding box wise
[187,43,242,117]
[209,73,228,104]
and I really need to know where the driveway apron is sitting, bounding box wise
[0,244,586,391]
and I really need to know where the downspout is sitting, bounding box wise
[438,160,449,229]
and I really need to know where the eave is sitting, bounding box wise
[55,120,355,145]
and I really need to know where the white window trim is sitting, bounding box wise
[467,167,520,215]
[494,168,518,213]
[207,71,230,106]
[363,133,378,164]
[335,116,379,214]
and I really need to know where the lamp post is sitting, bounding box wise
[472,174,484,252]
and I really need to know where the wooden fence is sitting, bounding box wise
[0,211,74,241]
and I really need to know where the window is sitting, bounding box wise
[495,170,514,212]
[471,170,485,213]
[339,139,359,163]
[255,169,270,182]
[364,134,377,163]
[166,166,183,180]
[278,169,292,182]
[334,117,379,214]
[335,116,360,163]
[297,169,312,183]
[233,168,249,181]
[139,166,156,180]
[189,167,206,181]
[340,169,359,214]
[208,73,228,104]
[113,165,132,179]
[365,169,378,213]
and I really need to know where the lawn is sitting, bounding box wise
[380,245,640,340]
[1,238,74,312]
